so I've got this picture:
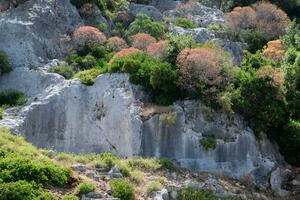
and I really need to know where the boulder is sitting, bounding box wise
[129,3,163,21]
[0,0,83,68]
[149,0,179,12]
[164,2,224,27]
[212,38,247,66]
[270,167,293,197]
[170,26,215,43]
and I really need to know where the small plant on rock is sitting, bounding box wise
[0,50,12,75]
[75,181,96,195]
[109,179,134,200]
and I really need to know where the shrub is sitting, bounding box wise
[253,2,290,40]
[179,188,216,200]
[239,30,267,53]
[200,136,217,150]
[147,40,170,60]
[282,20,300,50]
[0,181,54,200]
[109,47,141,63]
[62,195,79,200]
[131,33,157,51]
[73,26,107,50]
[225,6,257,33]
[167,34,197,65]
[127,13,165,39]
[74,68,102,85]
[174,17,197,29]
[240,51,274,70]
[232,66,287,135]
[147,181,163,194]
[127,158,161,172]
[0,50,12,75]
[176,46,233,106]
[262,40,287,63]
[106,36,128,52]
[279,120,300,165]
[225,2,290,40]
[0,105,9,120]
[49,65,75,79]
[109,52,177,104]
[109,179,134,200]
[158,158,175,171]
[0,153,71,186]
[75,181,96,195]
[129,170,144,184]
[0,90,27,107]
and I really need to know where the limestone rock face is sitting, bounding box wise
[0,70,144,156]
[141,101,283,185]
[129,3,163,21]
[170,26,215,43]
[0,0,83,68]
[164,2,224,28]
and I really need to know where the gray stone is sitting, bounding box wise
[86,171,97,179]
[141,101,283,185]
[149,0,179,12]
[169,190,178,200]
[164,2,224,27]
[170,26,215,43]
[129,3,163,21]
[0,0,83,68]
[270,167,292,197]
[212,38,247,66]
[71,164,87,173]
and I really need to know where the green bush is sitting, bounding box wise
[0,181,54,200]
[147,181,163,193]
[174,17,197,29]
[0,90,27,107]
[74,68,102,85]
[200,136,217,150]
[240,51,274,70]
[0,51,12,75]
[178,187,242,200]
[239,30,267,53]
[109,179,134,200]
[0,153,71,186]
[127,13,166,39]
[166,34,197,65]
[279,120,300,165]
[109,52,178,104]
[158,158,175,171]
[0,105,9,120]
[75,181,96,195]
[62,195,79,200]
[49,65,75,79]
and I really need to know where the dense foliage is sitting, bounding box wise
[0,129,72,200]
[109,179,134,200]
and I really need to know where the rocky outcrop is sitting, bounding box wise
[0,70,144,156]
[170,26,215,43]
[164,1,224,28]
[0,67,283,185]
[141,101,283,185]
[129,3,163,21]
[0,0,83,68]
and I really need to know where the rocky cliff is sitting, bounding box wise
[0,0,289,191]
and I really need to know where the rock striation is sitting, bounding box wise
[0,0,83,68]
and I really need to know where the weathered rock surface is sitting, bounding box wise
[170,26,215,43]
[129,3,163,21]
[0,0,83,68]
[141,101,283,185]
[164,1,224,27]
